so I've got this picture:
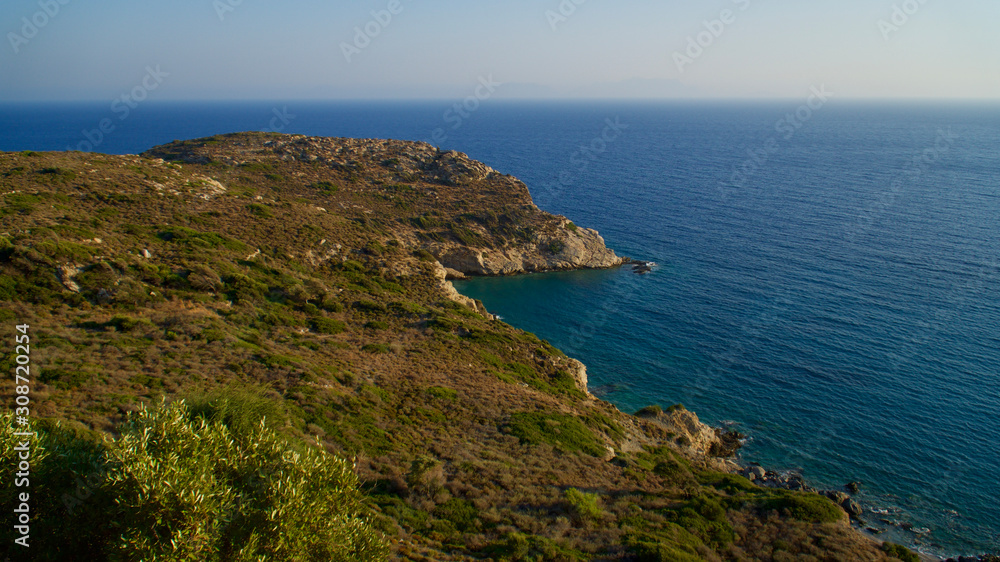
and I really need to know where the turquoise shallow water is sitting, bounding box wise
[2,100,998,556]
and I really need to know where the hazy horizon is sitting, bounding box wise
[2,0,998,102]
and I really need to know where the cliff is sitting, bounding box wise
[0,133,916,561]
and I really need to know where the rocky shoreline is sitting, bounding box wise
[731,459,997,562]
[473,238,995,562]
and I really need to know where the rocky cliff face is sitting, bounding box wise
[639,405,736,460]
[430,222,623,276]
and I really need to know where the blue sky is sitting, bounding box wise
[1,0,997,100]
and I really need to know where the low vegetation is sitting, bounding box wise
[0,134,919,560]
[0,400,386,560]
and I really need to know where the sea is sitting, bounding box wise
[1,100,998,558]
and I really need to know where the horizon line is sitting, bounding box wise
[2,97,999,104]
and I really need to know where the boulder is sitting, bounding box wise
[825,491,849,505]
[56,265,82,293]
[840,498,862,518]
[443,267,466,280]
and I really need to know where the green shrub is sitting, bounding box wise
[429,315,459,331]
[481,532,585,561]
[506,412,606,457]
[321,298,344,313]
[158,227,247,251]
[109,315,152,332]
[759,491,843,523]
[259,353,296,368]
[353,299,386,313]
[34,239,97,262]
[564,488,603,523]
[39,367,94,389]
[186,385,288,434]
[376,280,404,293]
[361,343,390,354]
[881,542,920,562]
[310,317,346,335]
[0,194,45,216]
[36,167,77,182]
[364,320,389,330]
[130,373,165,389]
[432,498,478,533]
[0,403,387,561]
[310,181,339,192]
[412,249,436,262]
[625,524,706,562]
[391,301,428,316]
[426,386,458,401]
[451,226,485,246]
[696,471,757,495]
[665,493,735,549]
[248,203,273,218]
[635,405,662,417]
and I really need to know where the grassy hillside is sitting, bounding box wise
[0,133,916,560]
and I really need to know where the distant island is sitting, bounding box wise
[0,133,929,560]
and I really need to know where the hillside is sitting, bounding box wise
[0,132,917,561]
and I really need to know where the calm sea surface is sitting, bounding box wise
[2,100,998,557]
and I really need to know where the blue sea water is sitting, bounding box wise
[2,100,998,557]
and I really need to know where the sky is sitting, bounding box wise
[1,0,998,101]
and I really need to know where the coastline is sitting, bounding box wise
[451,263,994,562]
[4,133,994,559]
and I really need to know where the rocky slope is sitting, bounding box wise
[0,133,920,561]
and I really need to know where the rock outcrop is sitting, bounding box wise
[431,262,493,320]
[430,223,623,276]
[639,405,732,457]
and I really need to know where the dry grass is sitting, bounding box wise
[0,135,916,561]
